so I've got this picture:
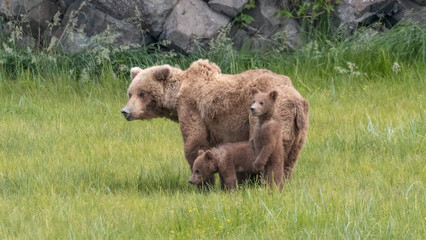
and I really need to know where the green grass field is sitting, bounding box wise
[0,22,425,239]
[1,63,424,239]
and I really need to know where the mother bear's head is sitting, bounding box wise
[121,65,180,121]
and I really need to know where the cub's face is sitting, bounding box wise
[121,66,170,121]
[188,150,215,186]
[250,88,278,117]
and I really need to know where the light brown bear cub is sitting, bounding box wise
[250,88,284,188]
[188,142,256,190]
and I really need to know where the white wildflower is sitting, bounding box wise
[392,62,400,74]
[3,43,13,55]
[335,62,365,77]
[334,66,348,74]
[119,64,128,72]
[81,68,90,82]
[347,62,357,72]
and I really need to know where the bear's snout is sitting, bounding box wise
[121,106,131,121]
[250,105,258,115]
[188,177,196,185]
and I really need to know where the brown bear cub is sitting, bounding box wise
[188,142,256,190]
[250,88,285,188]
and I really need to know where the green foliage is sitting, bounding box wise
[233,13,254,25]
[245,0,256,10]
[233,0,256,25]
[276,0,339,42]
[277,0,338,20]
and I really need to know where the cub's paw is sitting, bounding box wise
[252,161,265,173]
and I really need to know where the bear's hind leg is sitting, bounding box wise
[265,160,284,189]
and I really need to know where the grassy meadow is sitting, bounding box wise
[0,22,425,239]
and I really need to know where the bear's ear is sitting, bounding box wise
[205,150,214,161]
[153,67,170,81]
[130,67,143,81]
[197,149,204,156]
[269,90,278,102]
[251,87,259,96]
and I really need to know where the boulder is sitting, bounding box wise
[93,0,178,38]
[393,0,426,25]
[55,0,153,53]
[0,0,58,44]
[15,34,37,48]
[1,0,423,54]
[51,29,92,54]
[335,0,398,32]
[160,0,230,53]
[334,0,426,33]
[232,0,302,51]
[208,0,248,18]
[0,0,45,18]
[25,0,58,40]
[58,0,75,11]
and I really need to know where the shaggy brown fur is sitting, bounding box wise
[121,59,309,185]
[250,88,284,188]
[188,142,256,190]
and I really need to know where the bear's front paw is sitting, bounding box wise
[252,161,265,173]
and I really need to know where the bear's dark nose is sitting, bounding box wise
[188,179,192,184]
[121,107,131,120]
[121,109,129,117]
[250,107,255,113]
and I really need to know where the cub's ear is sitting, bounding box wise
[197,149,204,156]
[153,67,170,81]
[205,150,214,161]
[269,90,278,102]
[130,67,143,80]
[251,87,259,96]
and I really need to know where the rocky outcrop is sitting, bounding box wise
[394,0,426,25]
[0,0,424,54]
[52,0,153,53]
[160,0,230,53]
[92,0,178,38]
[208,0,248,18]
[334,0,425,33]
[231,0,302,51]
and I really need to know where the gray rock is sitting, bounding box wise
[395,0,426,25]
[58,0,76,11]
[15,34,37,48]
[93,0,178,38]
[0,0,45,18]
[25,0,58,39]
[208,0,248,18]
[56,0,153,53]
[0,0,58,44]
[335,0,401,32]
[161,0,230,53]
[52,29,92,53]
[232,0,302,51]
[1,0,423,53]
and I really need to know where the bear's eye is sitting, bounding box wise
[252,100,255,104]
[260,102,264,105]
[194,170,199,174]
[138,92,144,98]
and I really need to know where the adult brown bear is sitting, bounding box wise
[121,59,308,184]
